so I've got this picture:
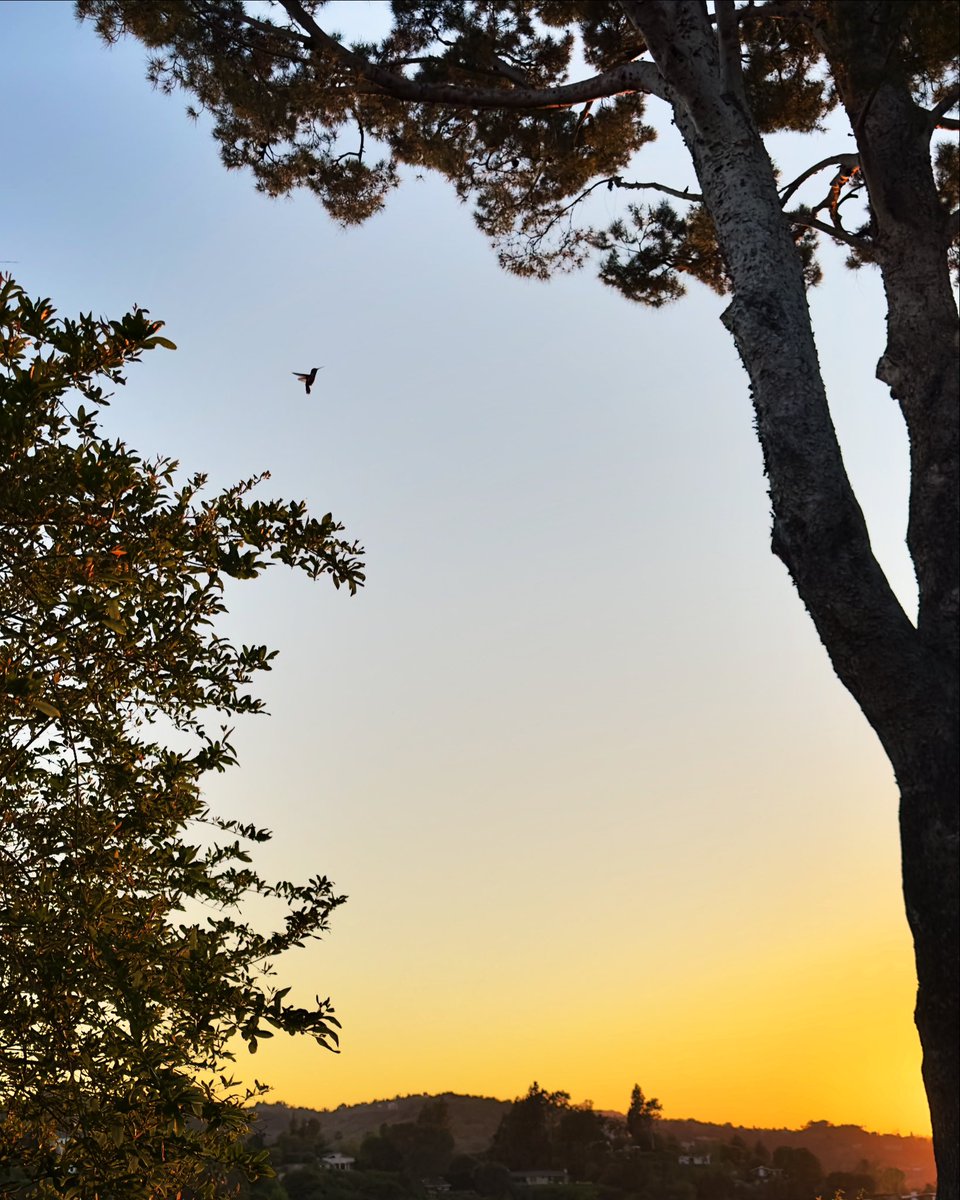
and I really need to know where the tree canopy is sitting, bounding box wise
[77,0,958,295]
[0,276,363,1197]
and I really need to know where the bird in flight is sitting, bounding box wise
[293,366,323,394]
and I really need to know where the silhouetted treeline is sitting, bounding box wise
[230,1086,935,1200]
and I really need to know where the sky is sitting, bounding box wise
[1,0,933,1136]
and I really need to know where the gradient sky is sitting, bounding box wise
[2,0,932,1135]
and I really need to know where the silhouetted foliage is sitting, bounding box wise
[0,277,363,1196]
[625,1085,662,1150]
[490,1083,570,1170]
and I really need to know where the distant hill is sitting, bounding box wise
[253,1095,935,1183]
[660,1117,935,1184]
[254,1092,510,1155]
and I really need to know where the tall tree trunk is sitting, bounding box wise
[623,5,959,1193]
[825,11,960,1189]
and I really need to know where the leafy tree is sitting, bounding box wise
[772,1145,824,1195]
[357,1129,404,1174]
[823,1170,875,1197]
[444,1153,481,1192]
[0,276,363,1196]
[489,1082,569,1170]
[625,1084,662,1150]
[471,1161,514,1199]
[271,1115,328,1168]
[416,1099,451,1132]
[875,1164,907,1195]
[378,1119,454,1180]
[280,1167,325,1200]
[555,1102,609,1180]
[77,2,959,1190]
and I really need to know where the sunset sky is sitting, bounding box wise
[2,1,931,1135]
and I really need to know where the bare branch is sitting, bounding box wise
[521,173,704,258]
[526,177,616,250]
[610,176,703,202]
[787,211,870,249]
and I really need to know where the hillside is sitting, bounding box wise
[254,1092,510,1155]
[661,1118,935,1185]
[253,1094,935,1183]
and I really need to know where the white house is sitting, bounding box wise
[321,1153,356,1171]
[749,1165,783,1181]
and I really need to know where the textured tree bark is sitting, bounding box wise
[622,4,958,1193]
[825,16,960,1191]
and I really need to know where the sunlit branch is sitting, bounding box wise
[778,154,859,209]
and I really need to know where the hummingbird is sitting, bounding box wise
[292,366,323,394]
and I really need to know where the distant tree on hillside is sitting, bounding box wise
[272,1116,328,1168]
[358,1115,454,1180]
[772,1145,824,1194]
[823,1169,876,1197]
[626,1084,663,1149]
[556,1101,611,1180]
[417,1099,452,1132]
[489,1082,570,1169]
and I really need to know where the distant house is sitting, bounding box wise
[321,1153,355,1171]
[678,1153,712,1167]
[511,1169,570,1186]
[749,1165,783,1181]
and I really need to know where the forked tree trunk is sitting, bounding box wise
[623,4,959,1195]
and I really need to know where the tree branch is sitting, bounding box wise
[787,211,870,249]
[527,174,703,251]
[740,0,813,21]
[927,81,960,130]
[716,0,746,103]
[277,0,672,110]
[234,9,311,46]
[610,176,703,201]
[778,154,859,209]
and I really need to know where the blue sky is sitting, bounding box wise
[1,0,928,1132]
